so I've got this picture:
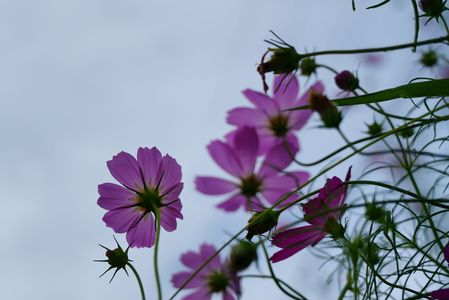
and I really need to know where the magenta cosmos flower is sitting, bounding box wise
[227,74,324,154]
[270,168,351,263]
[97,147,183,248]
[196,126,309,212]
[171,243,241,300]
[430,245,449,299]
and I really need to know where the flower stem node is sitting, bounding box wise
[323,218,345,240]
[95,237,132,283]
[420,50,439,67]
[246,209,280,241]
[334,70,359,91]
[419,0,447,19]
[229,241,258,273]
[299,58,317,77]
[308,90,342,128]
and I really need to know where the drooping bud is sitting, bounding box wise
[419,0,446,18]
[229,241,258,273]
[257,46,301,76]
[246,209,280,241]
[299,58,317,77]
[323,218,345,240]
[420,50,439,67]
[366,121,383,136]
[308,90,342,128]
[335,70,359,91]
[95,236,132,282]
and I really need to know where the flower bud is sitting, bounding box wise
[323,218,345,240]
[246,209,280,241]
[420,50,438,67]
[95,237,132,282]
[419,0,446,17]
[335,70,359,91]
[365,203,387,223]
[257,46,301,76]
[229,241,258,272]
[299,58,317,77]
[399,127,414,138]
[308,90,342,128]
[366,121,383,136]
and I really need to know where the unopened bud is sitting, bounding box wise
[229,241,258,272]
[366,121,383,136]
[335,70,359,91]
[323,218,345,240]
[419,0,446,17]
[420,50,438,67]
[246,209,280,241]
[365,203,387,223]
[308,90,342,128]
[257,46,301,76]
[299,58,317,77]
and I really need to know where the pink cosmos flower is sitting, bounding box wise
[227,74,324,154]
[430,245,449,299]
[97,147,183,248]
[270,167,351,263]
[196,126,309,212]
[171,243,241,300]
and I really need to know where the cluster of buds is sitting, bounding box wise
[308,90,342,128]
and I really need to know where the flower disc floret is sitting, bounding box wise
[207,271,229,293]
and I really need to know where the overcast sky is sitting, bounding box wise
[0,1,445,299]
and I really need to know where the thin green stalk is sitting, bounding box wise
[127,263,147,300]
[442,16,449,36]
[154,211,162,300]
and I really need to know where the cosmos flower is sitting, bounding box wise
[171,243,241,300]
[430,245,449,299]
[270,168,351,263]
[97,147,183,248]
[196,126,309,212]
[226,74,324,154]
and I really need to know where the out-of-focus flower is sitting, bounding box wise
[196,127,309,212]
[430,245,449,299]
[270,167,351,263]
[97,147,183,248]
[171,244,241,300]
[308,90,342,128]
[335,70,359,91]
[94,237,132,283]
[439,66,449,78]
[227,74,323,154]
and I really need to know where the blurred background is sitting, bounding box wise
[0,0,446,299]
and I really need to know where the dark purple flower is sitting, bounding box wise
[227,75,324,154]
[430,245,449,299]
[171,243,241,300]
[97,147,183,248]
[270,168,351,263]
[196,126,309,212]
[335,70,359,91]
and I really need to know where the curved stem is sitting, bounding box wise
[127,263,147,300]
[154,211,162,300]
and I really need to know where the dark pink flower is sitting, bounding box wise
[196,126,309,212]
[171,243,241,300]
[270,168,351,263]
[227,74,324,154]
[97,147,183,248]
[430,244,449,299]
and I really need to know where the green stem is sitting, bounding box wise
[127,263,147,300]
[442,16,449,36]
[154,211,162,300]
[300,35,448,58]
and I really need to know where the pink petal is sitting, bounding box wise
[261,171,310,207]
[226,107,266,127]
[258,136,299,177]
[216,194,246,212]
[181,251,206,270]
[102,207,141,233]
[445,244,449,264]
[182,288,211,300]
[126,213,156,248]
[431,288,449,300]
[159,204,183,232]
[199,243,221,271]
[232,127,259,175]
[107,151,144,191]
[161,182,184,203]
[171,271,204,289]
[97,183,136,210]
[242,89,278,115]
[273,74,299,109]
[222,291,235,300]
[245,195,265,212]
[207,140,243,177]
[195,176,238,195]
[159,155,182,195]
[137,147,163,189]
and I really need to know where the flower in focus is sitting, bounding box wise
[430,244,449,299]
[97,147,183,248]
[196,126,309,212]
[227,74,324,154]
[171,243,241,300]
[270,167,351,263]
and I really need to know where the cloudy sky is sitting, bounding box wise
[0,1,444,299]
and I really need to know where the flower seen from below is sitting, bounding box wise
[270,167,351,263]
[196,126,309,212]
[171,243,241,300]
[97,147,183,248]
